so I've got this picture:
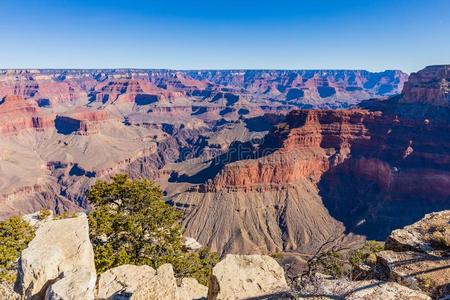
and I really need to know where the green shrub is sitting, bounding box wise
[431,230,450,248]
[54,211,78,220]
[88,174,218,285]
[38,208,52,221]
[270,252,283,260]
[0,216,35,282]
[350,240,384,267]
[316,251,348,278]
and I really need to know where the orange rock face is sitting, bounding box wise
[207,109,378,190]
[0,95,55,134]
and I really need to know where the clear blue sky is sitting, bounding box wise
[0,0,449,73]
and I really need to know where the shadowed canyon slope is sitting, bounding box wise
[0,68,405,220]
[172,65,450,254]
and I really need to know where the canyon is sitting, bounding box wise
[0,68,406,219]
[0,66,448,258]
[173,65,450,255]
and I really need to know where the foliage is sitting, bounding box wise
[315,250,348,279]
[430,225,450,249]
[291,237,384,294]
[349,240,384,267]
[270,252,283,260]
[0,216,35,282]
[88,174,218,285]
[38,208,52,221]
[172,247,220,286]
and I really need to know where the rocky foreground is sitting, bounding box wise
[1,210,448,300]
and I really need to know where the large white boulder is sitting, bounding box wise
[96,264,207,300]
[16,213,96,299]
[207,254,288,300]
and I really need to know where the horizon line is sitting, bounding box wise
[0,67,412,73]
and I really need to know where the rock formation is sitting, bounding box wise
[10,216,291,300]
[297,278,432,300]
[96,264,207,300]
[0,68,404,220]
[401,65,449,106]
[385,211,450,254]
[376,211,450,299]
[16,214,96,299]
[207,254,288,300]
[172,65,450,255]
[174,109,378,254]
[4,211,448,300]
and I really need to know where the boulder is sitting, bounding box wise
[96,264,156,299]
[96,264,207,300]
[297,278,431,300]
[376,250,450,299]
[385,211,450,255]
[345,281,431,300]
[207,254,288,300]
[176,278,208,300]
[16,214,96,300]
[44,268,97,300]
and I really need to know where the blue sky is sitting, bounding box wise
[0,0,449,72]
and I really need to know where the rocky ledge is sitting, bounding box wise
[2,211,447,299]
[376,211,450,299]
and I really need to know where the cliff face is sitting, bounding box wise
[1,66,448,260]
[0,69,406,109]
[320,71,450,239]
[208,109,377,190]
[401,65,449,105]
[0,95,54,134]
[0,68,406,219]
[173,66,450,255]
[174,109,381,255]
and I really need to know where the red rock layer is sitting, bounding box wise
[0,96,54,134]
[207,109,378,190]
[55,110,109,135]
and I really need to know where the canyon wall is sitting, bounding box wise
[2,66,448,260]
[0,68,404,219]
[173,65,450,254]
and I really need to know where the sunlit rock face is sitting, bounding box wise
[401,65,449,106]
[173,66,450,255]
[0,68,405,220]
